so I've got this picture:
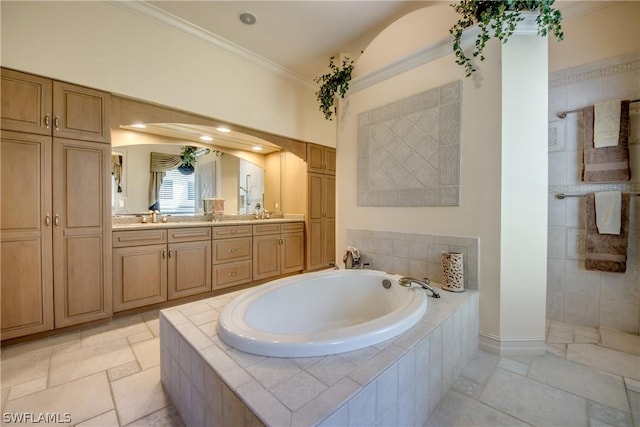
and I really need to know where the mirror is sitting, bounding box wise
[110,95,309,217]
[111,130,271,216]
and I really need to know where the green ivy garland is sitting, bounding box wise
[450,0,563,77]
[314,56,354,121]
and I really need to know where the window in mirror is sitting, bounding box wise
[158,168,196,214]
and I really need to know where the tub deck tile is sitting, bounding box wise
[160,288,479,427]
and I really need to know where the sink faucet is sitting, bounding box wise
[398,277,441,298]
[343,246,363,269]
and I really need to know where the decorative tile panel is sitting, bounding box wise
[358,81,462,206]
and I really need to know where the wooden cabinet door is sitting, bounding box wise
[306,173,336,270]
[324,175,336,266]
[1,68,52,135]
[307,143,326,174]
[52,81,110,143]
[113,244,167,312]
[52,138,112,327]
[0,132,54,339]
[306,144,336,175]
[281,232,304,274]
[253,234,280,281]
[324,147,336,175]
[307,173,325,270]
[168,240,212,299]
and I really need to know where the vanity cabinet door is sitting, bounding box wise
[252,233,281,281]
[0,132,54,339]
[168,240,212,299]
[0,69,52,135]
[113,244,167,312]
[281,232,304,275]
[52,138,112,328]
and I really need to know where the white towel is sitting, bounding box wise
[594,100,621,148]
[594,191,622,235]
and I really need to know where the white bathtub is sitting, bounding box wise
[217,269,427,357]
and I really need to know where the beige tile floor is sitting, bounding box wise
[1,312,639,426]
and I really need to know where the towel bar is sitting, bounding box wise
[556,99,640,119]
[556,192,640,199]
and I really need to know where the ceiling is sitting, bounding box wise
[146,0,432,80]
[125,1,433,153]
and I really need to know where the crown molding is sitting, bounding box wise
[108,0,314,89]
[350,11,541,94]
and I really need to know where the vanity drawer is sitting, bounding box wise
[281,222,304,234]
[168,227,211,243]
[113,229,167,247]
[212,237,252,264]
[213,260,252,289]
[252,223,282,236]
[212,225,252,239]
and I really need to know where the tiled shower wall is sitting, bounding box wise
[346,229,478,290]
[547,52,640,333]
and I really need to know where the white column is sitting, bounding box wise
[498,30,549,355]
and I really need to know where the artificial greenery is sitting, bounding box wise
[450,0,563,77]
[180,146,198,167]
[314,56,354,121]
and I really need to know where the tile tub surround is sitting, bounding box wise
[347,229,479,290]
[159,286,479,426]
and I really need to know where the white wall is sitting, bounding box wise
[549,2,640,73]
[0,1,335,147]
[337,6,505,343]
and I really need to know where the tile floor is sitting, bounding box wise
[1,312,639,426]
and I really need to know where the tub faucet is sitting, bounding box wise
[398,277,441,298]
[343,246,362,269]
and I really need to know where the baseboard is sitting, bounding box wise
[479,333,546,357]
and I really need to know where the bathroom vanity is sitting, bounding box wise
[111,219,304,313]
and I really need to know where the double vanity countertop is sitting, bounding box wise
[111,215,305,231]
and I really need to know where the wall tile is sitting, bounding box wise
[548,55,640,332]
[563,293,599,327]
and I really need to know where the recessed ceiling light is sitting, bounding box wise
[252,145,263,151]
[216,127,231,133]
[131,123,146,129]
[239,12,256,25]
[200,135,214,141]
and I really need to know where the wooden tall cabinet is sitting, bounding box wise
[1,68,111,339]
[306,172,336,271]
[53,139,112,327]
[0,132,54,339]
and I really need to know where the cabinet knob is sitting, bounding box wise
[162,249,167,259]
[228,248,237,253]
[54,213,60,227]
[228,272,237,277]
[44,114,50,129]
[45,213,51,227]
[54,115,60,130]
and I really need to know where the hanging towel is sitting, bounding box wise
[582,100,631,182]
[594,100,621,147]
[585,192,630,273]
[594,191,622,234]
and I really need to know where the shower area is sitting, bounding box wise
[546,52,640,363]
[238,159,264,214]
